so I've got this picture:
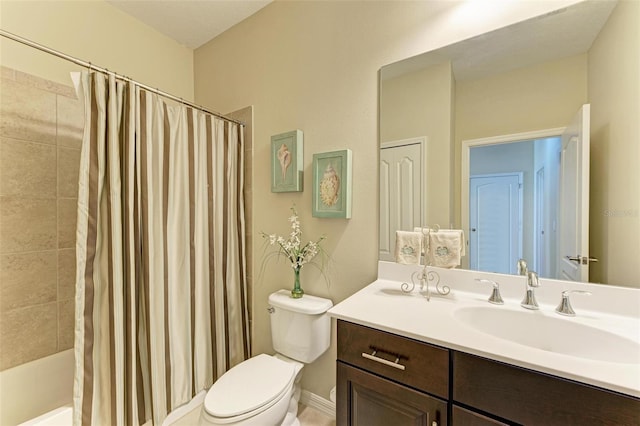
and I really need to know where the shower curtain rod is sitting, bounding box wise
[0,29,244,127]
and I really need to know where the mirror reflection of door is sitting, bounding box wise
[465,135,564,278]
[558,104,591,282]
[464,104,590,279]
[379,139,423,261]
[469,173,523,274]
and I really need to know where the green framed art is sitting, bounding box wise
[312,149,352,219]
[271,130,303,192]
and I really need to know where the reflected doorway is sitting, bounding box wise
[464,135,562,276]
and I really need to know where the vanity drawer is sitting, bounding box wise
[453,351,640,425]
[337,320,449,399]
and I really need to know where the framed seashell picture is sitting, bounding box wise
[312,149,352,218]
[271,130,303,192]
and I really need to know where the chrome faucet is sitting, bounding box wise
[521,271,540,310]
[517,258,528,276]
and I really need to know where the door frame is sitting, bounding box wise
[461,128,564,269]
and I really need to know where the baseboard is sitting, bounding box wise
[300,389,336,419]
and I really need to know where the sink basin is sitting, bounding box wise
[454,306,640,364]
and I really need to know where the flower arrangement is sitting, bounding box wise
[262,206,325,298]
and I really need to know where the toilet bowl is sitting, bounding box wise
[199,290,332,426]
[200,354,303,426]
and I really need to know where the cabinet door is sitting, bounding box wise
[337,361,447,426]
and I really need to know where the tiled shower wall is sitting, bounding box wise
[0,67,83,370]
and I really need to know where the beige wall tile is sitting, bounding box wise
[57,94,84,149]
[0,302,57,370]
[0,197,57,253]
[57,299,74,351]
[15,70,76,98]
[57,198,77,249]
[0,79,56,144]
[0,251,57,312]
[57,248,76,301]
[0,137,57,198]
[57,147,81,198]
[1,66,16,81]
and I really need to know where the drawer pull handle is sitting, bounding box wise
[361,350,406,371]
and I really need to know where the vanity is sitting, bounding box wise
[328,262,640,425]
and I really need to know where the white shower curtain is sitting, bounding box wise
[72,72,250,426]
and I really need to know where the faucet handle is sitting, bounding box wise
[475,279,504,305]
[555,290,592,316]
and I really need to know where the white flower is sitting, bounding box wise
[262,206,325,271]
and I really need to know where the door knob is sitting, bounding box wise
[566,255,599,264]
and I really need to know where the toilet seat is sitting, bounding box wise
[203,354,297,423]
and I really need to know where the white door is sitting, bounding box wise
[469,173,522,274]
[379,141,423,261]
[558,104,591,281]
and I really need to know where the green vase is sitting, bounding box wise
[291,268,304,298]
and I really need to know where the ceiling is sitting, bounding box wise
[381,0,616,81]
[108,0,617,77]
[107,0,273,49]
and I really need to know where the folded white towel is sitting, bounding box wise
[395,231,423,265]
[427,229,465,268]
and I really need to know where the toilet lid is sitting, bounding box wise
[204,354,296,419]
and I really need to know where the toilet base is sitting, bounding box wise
[281,384,301,426]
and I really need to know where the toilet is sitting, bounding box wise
[200,289,333,426]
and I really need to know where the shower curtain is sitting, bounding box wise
[72,72,250,426]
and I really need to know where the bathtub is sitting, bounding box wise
[1,349,204,426]
[0,349,74,425]
[19,405,73,426]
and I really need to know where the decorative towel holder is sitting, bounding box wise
[400,224,451,301]
[400,268,450,301]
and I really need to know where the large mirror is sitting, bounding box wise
[379,0,639,287]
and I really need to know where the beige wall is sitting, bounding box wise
[0,0,194,100]
[194,0,585,399]
[588,0,640,286]
[380,62,454,227]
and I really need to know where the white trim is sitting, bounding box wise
[461,127,564,270]
[300,390,336,419]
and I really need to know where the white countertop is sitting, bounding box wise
[328,262,640,398]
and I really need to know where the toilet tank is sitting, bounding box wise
[268,290,333,363]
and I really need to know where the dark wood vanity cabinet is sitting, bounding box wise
[336,320,640,426]
[337,320,449,426]
[453,352,640,425]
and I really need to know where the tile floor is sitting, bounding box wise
[172,403,335,426]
